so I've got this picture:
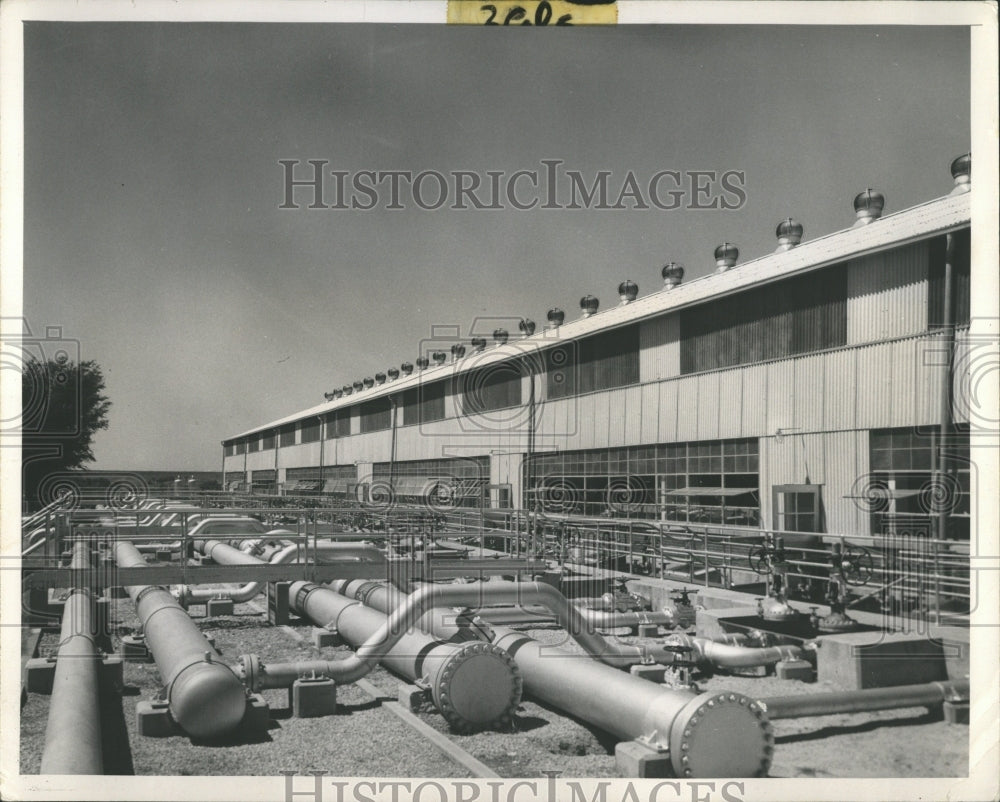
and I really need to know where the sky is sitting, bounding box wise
[22,21,970,471]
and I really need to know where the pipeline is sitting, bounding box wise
[240,581,521,732]
[342,579,773,778]
[662,633,807,670]
[175,540,384,605]
[114,541,247,738]
[330,579,663,668]
[759,679,970,719]
[40,541,103,774]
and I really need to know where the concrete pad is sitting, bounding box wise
[637,623,660,638]
[24,657,55,694]
[312,626,343,648]
[943,700,969,725]
[292,677,338,718]
[207,598,234,617]
[398,682,426,712]
[242,693,272,730]
[136,700,178,737]
[816,630,948,690]
[614,740,673,778]
[629,664,667,683]
[775,659,814,682]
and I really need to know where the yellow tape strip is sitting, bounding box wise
[448,1,617,26]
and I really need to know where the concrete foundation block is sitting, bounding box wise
[816,631,948,690]
[100,654,124,690]
[154,549,173,563]
[207,598,234,617]
[943,700,969,725]
[614,740,673,778]
[120,633,151,662]
[398,682,426,712]
[292,677,338,718]
[242,693,271,730]
[136,700,179,737]
[637,623,660,638]
[728,664,769,677]
[312,626,343,648]
[24,657,56,694]
[629,664,667,683]
[775,659,814,682]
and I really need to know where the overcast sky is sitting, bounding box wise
[23,22,969,471]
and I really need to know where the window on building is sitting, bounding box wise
[224,442,235,457]
[285,466,322,495]
[402,380,447,425]
[279,424,296,447]
[462,360,523,414]
[321,464,358,497]
[372,456,489,509]
[247,434,260,453]
[867,426,970,540]
[262,430,276,450]
[325,408,351,439]
[300,417,321,444]
[251,469,276,493]
[680,265,847,374]
[524,439,759,523]
[546,324,640,400]
[359,397,392,433]
[235,439,247,455]
[772,484,821,533]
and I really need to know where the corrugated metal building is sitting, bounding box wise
[222,156,975,542]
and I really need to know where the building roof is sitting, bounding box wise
[225,190,971,442]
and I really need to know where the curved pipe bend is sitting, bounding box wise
[177,542,301,605]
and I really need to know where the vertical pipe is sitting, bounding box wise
[937,232,956,543]
[40,542,103,775]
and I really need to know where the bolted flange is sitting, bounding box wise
[429,641,522,733]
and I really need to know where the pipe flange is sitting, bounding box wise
[431,641,522,733]
[669,691,773,778]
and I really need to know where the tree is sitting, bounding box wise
[21,358,111,511]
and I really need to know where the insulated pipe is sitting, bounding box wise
[176,542,301,605]
[331,579,657,668]
[247,582,521,731]
[114,541,247,738]
[40,542,103,775]
[758,679,970,719]
[663,633,806,669]
[345,580,773,777]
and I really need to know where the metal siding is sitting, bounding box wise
[740,363,768,438]
[675,375,699,442]
[607,387,633,447]
[593,391,612,449]
[717,370,744,439]
[951,331,972,425]
[631,384,653,445]
[639,315,672,381]
[575,394,597,450]
[822,346,857,432]
[915,335,945,427]
[854,341,895,429]
[765,359,795,436]
[793,354,826,433]
[696,372,721,441]
[889,337,918,427]
[847,242,928,344]
[657,380,678,443]
[823,429,867,536]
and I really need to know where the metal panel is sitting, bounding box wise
[765,359,795,436]
[605,387,631,447]
[854,341,895,429]
[846,241,928,344]
[889,337,918,427]
[639,313,680,382]
[915,334,946,427]
[575,394,597,450]
[822,346,857,432]
[696,372,721,441]
[717,370,744,440]
[793,354,826,433]
[592,391,613,449]
[674,375,699,442]
[657,380,678,443]
[823,429,868,536]
[625,384,648,445]
[740,363,768,438]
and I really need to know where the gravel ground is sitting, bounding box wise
[20,598,968,778]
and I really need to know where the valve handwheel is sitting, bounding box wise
[839,544,873,586]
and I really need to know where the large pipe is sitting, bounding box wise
[40,542,103,774]
[759,679,969,719]
[114,541,247,738]
[347,580,773,777]
[330,579,661,668]
[242,582,521,732]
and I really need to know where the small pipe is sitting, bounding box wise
[40,542,103,774]
[176,542,301,604]
[759,679,969,719]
